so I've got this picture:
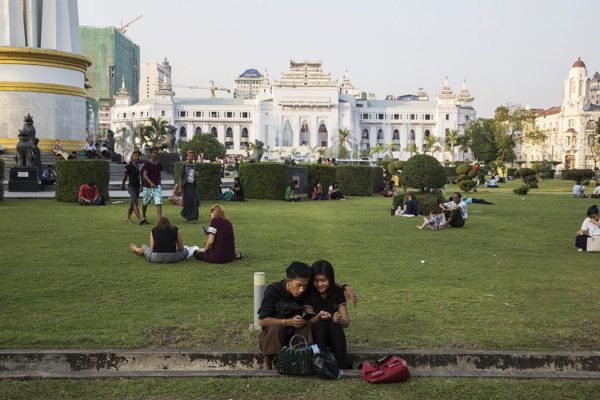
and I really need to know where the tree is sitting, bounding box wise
[404,142,419,157]
[337,128,351,159]
[445,130,459,163]
[464,119,499,163]
[370,144,385,159]
[141,117,169,146]
[423,135,441,156]
[179,133,226,161]
[589,118,600,170]
[400,154,446,192]
[495,105,540,163]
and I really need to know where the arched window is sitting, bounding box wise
[424,129,431,137]
[377,129,384,143]
[241,127,249,138]
[282,120,293,147]
[362,129,369,140]
[318,123,328,147]
[210,127,217,137]
[393,129,400,141]
[300,122,310,145]
[194,127,202,136]
[226,127,233,138]
[409,129,415,141]
[179,126,187,138]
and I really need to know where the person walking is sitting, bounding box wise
[180,150,200,223]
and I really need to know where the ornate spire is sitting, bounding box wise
[456,79,474,104]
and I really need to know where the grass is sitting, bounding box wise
[1,179,599,351]
[1,178,599,398]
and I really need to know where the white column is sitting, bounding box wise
[41,0,80,53]
[0,0,26,46]
[416,126,424,152]
[24,0,43,47]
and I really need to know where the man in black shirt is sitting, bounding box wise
[120,150,143,224]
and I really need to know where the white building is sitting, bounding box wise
[112,60,476,162]
[139,58,172,101]
[233,68,266,99]
[520,58,600,170]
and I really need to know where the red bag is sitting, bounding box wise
[360,356,410,383]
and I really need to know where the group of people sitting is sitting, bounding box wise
[130,203,240,264]
[258,260,354,370]
[83,141,111,159]
[286,180,345,202]
[575,204,600,251]
[573,180,600,198]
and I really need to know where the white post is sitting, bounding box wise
[253,272,265,329]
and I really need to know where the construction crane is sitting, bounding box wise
[172,81,231,98]
[118,15,143,33]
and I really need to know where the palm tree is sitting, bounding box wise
[141,117,169,146]
[457,135,471,161]
[423,135,441,156]
[337,128,351,159]
[445,130,459,163]
[384,142,397,158]
[370,144,385,159]
[405,143,419,157]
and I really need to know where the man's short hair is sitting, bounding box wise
[150,146,159,153]
[186,149,196,155]
[286,261,311,279]
[132,150,142,156]
[453,192,462,198]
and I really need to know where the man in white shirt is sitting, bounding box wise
[592,183,600,198]
[439,192,468,228]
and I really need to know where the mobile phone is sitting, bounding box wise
[302,312,316,321]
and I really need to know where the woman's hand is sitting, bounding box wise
[332,312,341,324]
[318,311,332,320]
[290,315,306,328]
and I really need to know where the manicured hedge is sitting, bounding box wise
[0,159,4,201]
[561,169,595,181]
[239,163,288,200]
[306,164,336,193]
[335,165,373,196]
[55,160,110,202]
[371,166,385,193]
[173,162,222,200]
[507,168,517,177]
[392,191,445,215]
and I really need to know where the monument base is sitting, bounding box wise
[9,167,41,192]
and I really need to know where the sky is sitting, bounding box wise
[79,0,600,117]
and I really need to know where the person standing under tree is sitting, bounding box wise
[120,150,143,224]
[140,146,163,225]
[180,150,200,223]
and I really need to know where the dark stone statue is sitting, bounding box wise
[249,139,264,163]
[159,125,177,153]
[106,130,116,153]
[15,114,36,168]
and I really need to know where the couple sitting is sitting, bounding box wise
[130,204,239,263]
[258,261,355,370]
[416,192,468,230]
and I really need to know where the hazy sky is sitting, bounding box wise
[79,0,600,117]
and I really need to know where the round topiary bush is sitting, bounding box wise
[456,163,471,175]
[400,154,446,192]
[456,173,468,183]
[459,179,476,192]
[55,160,110,202]
[387,160,404,176]
[513,185,530,195]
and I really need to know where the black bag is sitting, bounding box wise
[313,350,341,380]
[276,334,315,375]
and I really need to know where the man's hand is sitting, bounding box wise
[290,315,306,328]
[318,311,332,320]
[344,286,357,306]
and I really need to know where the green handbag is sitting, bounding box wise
[276,334,315,375]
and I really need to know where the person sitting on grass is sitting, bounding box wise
[232,177,245,201]
[311,183,327,200]
[416,206,445,231]
[130,216,188,263]
[41,165,56,186]
[328,182,345,200]
[592,183,600,198]
[439,192,467,228]
[573,181,586,198]
[305,260,351,369]
[575,204,600,251]
[285,179,302,202]
[395,192,420,217]
[194,204,240,263]
[485,176,499,188]
[77,182,104,206]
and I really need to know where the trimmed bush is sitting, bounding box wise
[444,166,457,183]
[306,164,336,193]
[392,191,445,215]
[173,162,222,200]
[514,168,535,179]
[55,160,110,202]
[335,165,373,196]
[239,163,288,200]
[371,166,385,193]
[507,167,517,178]
[459,179,476,192]
[561,169,595,181]
[0,159,3,201]
[401,154,446,192]
[387,160,405,176]
[456,163,471,175]
[513,185,530,195]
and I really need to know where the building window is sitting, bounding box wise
[242,112,250,118]
[362,113,369,120]
[132,112,136,117]
[161,110,165,117]
[211,111,219,118]
[226,127,233,138]
[122,113,126,118]
[378,113,384,120]
[195,127,202,136]
[465,115,470,121]
[225,143,234,150]
[410,114,415,120]
[195,111,202,117]
[393,129,400,141]
[211,127,217,137]
[362,129,369,140]
[445,114,449,120]
[226,112,234,118]
[179,126,187,138]
[424,114,431,120]
[393,114,399,120]
[180,111,186,117]
[241,127,249,138]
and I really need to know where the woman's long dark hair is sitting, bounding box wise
[155,216,173,230]
[311,260,336,309]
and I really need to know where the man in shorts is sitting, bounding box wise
[120,150,143,224]
[140,146,163,224]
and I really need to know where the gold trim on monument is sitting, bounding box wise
[0,138,86,152]
[0,81,87,97]
[0,47,91,73]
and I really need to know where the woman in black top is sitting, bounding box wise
[306,260,350,368]
[130,217,188,263]
[232,177,244,201]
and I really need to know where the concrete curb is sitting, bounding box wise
[2,349,600,380]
